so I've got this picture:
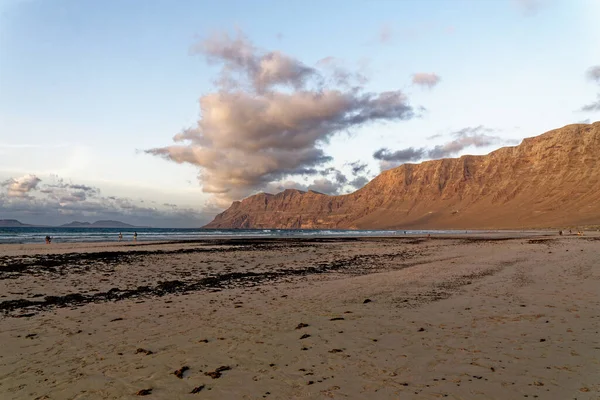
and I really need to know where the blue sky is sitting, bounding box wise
[1,0,599,227]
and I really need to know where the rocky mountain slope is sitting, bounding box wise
[204,122,600,229]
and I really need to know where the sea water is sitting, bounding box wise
[0,227,472,244]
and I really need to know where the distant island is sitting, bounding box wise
[60,220,141,228]
[0,219,145,228]
[0,219,37,227]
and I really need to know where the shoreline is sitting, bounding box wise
[0,227,584,246]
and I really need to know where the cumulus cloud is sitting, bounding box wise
[1,174,41,198]
[412,73,441,89]
[374,126,510,171]
[0,174,207,227]
[148,30,416,208]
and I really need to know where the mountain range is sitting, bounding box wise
[0,220,141,228]
[204,122,600,230]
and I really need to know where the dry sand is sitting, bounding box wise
[0,234,599,399]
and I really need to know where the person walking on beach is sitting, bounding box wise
[45,235,51,244]
[133,232,138,242]
[118,232,123,241]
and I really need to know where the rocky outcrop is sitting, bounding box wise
[204,122,600,229]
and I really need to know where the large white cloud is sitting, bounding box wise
[147,30,417,208]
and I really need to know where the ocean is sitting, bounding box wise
[0,227,470,244]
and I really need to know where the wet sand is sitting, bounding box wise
[0,234,599,399]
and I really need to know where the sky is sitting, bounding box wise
[1,0,599,227]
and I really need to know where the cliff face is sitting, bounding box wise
[204,122,600,229]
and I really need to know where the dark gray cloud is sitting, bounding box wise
[0,174,208,228]
[348,176,369,189]
[580,66,600,112]
[375,126,510,171]
[412,73,441,88]
[373,147,425,163]
[307,178,339,195]
[147,30,416,208]
[348,161,369,175]
[261,163,369,196]
[580,95,600,112]
[586,66,600,83]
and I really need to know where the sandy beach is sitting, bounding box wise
[0,234,599,399]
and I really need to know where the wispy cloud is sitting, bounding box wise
[514,0,546,16]
[379,24,393,44]
[374,126,512,171]
[412,73,441,89]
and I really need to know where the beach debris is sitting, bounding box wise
[300,334,311,340]
[330,317,344,321]
[363,299,372,304]
[174,366,189,379]
[329,349,343,353]
[190,385,205,394]
[204,365,231,379]
[418,327,425,332]
[307,381,314,385]
[135,348,153,355]
[533,381,544,386]
[198,339,209,343]
[110,317,123,322]
[295,323,309,330]
[136,388,152,396]
[25,333,38,339]
[539,338,546,342]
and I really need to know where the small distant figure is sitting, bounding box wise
[404,231,407,234]
[45,235,52,244]
[133,232,138,242]
[559,230,563,236]
[118,232,123,242]
[569,229,572,235]
[427,233,431,240]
